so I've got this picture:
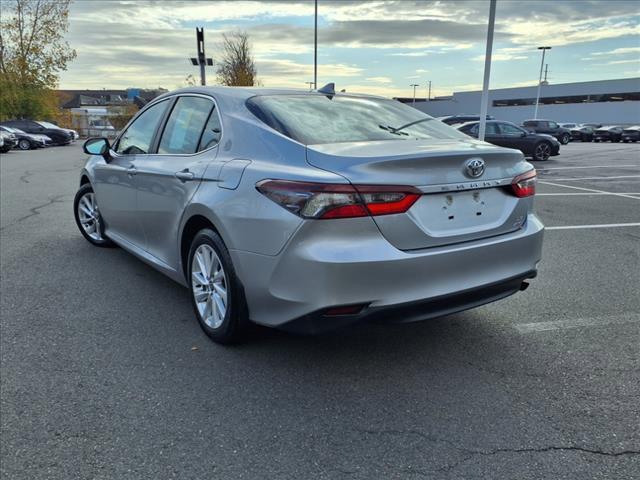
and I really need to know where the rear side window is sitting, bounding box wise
[116,100,169,154]
[523,121,536,127]
[247,94,467,145]
[500,123,525,135]
[198,107,222,151]
[158,96,215,154]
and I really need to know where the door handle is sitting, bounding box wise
[127,166,137,176]
[175,169,195,182]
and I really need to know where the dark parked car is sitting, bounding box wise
[0,125,51,149]
[593,126,623,142]
[522,119,572,145]
[0,131,18,153]
[621,126,640,142]
[570,125,595,142]
[457,120,560,161]
[0,119,72,145]
[438,114,494,126]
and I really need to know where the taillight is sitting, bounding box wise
[256,180,421,219]
[511,170,536,198]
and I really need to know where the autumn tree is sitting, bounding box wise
[216,32,257,87]
[0,0,76,119]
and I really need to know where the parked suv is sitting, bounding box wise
[0,119,72,145]
[74,87,543,343]
[522,120,571,145]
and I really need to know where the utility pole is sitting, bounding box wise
[478,0,496,142]
[410,84,419,104]
[189,28,213,86]
[427,80,432,101]
[534,46,552,119]
[313,0,318,89]
[543,64,549,83]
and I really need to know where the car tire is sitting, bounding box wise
[0,146,11,153]
[17,139,32,150]
[188,228,250,344]
[533,141,552,161]
[560,133,570,145]
[73,183,114,247]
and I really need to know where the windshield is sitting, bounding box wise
[36,121,59,129]
[247,94,467,145]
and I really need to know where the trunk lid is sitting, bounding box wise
[306,138,532,250]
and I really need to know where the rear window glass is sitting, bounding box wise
[246,94,467,145]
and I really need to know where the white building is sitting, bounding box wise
[411,77,640,125]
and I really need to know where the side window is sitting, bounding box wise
[116,100,169,155]
[485,123,499,135]
[500,123,524,136]
[468,124,479,135]
[548,121,558,129]
[158,96,214,154]
[198,107,222,151]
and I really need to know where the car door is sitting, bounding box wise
[134,94,222,268]
[92,99,170,248]
[497,122,535,155]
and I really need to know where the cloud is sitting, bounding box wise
[366,76,393,84]
[472,53,528,62]
[592,47,640,56]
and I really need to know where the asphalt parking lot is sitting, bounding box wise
[1,141,639,479]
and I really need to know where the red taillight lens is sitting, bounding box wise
[511,170,537,198]
[256,180,421,219]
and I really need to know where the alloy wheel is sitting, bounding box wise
[18,139,31,150]
[191,244,228,329]
[535,143,551,161]
[76,192,103,241]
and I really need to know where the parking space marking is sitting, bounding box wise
[515,315,640,334]
[537,192,640,196]
[545,223,640,230]
[538,165,640,171]
[539,180,640,200]
[544,175,640,181]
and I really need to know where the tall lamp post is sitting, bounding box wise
[410,83,419,104]
[534,46,552,119]
[427,80,432,101]
[313,0,318,89]
[189,28,213,86]
[478,0,496,142]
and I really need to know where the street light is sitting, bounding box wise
[410,83,420,104]
[534,46,552,119]
[304,81,315,91]
[427,80,432,101]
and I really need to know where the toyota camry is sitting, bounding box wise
[74,85,544,343]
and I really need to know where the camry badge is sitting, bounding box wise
[465,158,485,178]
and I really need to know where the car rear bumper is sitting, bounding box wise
[231,214,544,332]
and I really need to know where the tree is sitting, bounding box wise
[216,32,257,87]
[0,0,76,119]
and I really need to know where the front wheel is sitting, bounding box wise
[17,139,32,150]
[533,141,551,161]
[73,183,114,247]
[188,229,249,344]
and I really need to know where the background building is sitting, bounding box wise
[408,78,640,125]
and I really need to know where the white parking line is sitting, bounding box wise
[546,223,640,230]
[539,180,640,200]
[537,192,640,196]
[543,175,640,181]
[516,315,640,334]
[538,165,640,171]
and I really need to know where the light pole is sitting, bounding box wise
[304,81,315,91]
[189,28,213,86]
[313,0,318,89]
[534,46,552,119]
[478,0,496,142]
[427,80,432,101]
[410,83,419,104]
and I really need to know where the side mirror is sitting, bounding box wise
[83,137,112,162]
[521,131,527,137]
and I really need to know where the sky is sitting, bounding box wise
[57,0,640,97]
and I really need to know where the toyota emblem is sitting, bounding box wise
[465,158,485,178]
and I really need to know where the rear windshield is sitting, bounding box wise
[246,94,467,145]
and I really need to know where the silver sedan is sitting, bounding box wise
[74,86,544,343]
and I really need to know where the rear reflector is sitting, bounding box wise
[256,180,421,219]
[322,304,368,316]
[511,170,537,198]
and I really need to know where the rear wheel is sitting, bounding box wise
[188,229,249,344]
[73,183,114,247]
[533,141,551,161]
[17,139,32,150]
[560,133,570,145]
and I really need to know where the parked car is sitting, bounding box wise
[0,129,19,152]
[559,123,578,129]
[593,126,623,142]
[621,126,640,142]
[457,120,560,161]
[74,87,543,343]
[0,120,73,145]
[439,114,494,126]
[36,121,79,141]
[569,125,595,142]
[583,123,602,129]
[522,119,572,145]
[0,125,51,149]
